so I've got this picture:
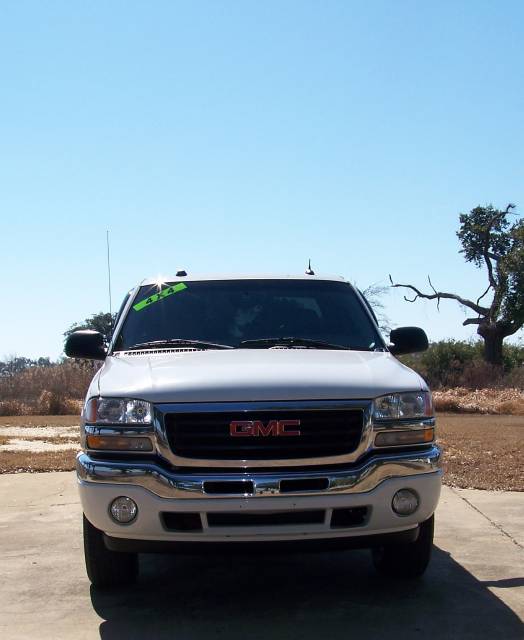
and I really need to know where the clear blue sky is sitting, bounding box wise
[1,1,523,359]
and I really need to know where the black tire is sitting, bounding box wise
[372,514,434,579]
[83,514,138,588]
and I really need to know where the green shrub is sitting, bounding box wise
[400,340,524,389]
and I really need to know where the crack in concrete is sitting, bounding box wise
[450,487,523,550]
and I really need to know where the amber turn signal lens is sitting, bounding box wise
[86,435,153,451]
[374,428,434,447]
[423,427,435,442]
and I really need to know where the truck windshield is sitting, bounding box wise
[113,279,382,352]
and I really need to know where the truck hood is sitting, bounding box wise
[96,349,426,402]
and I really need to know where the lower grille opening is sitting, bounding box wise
[203,481,254,495]
[280,478,329,493]
[330,507,368,529]
[162,512,203,532]
[207,510,326,527]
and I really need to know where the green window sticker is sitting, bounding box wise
[133,283,188,312]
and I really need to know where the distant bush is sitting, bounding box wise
[0,400,31,416]
[1,339,523,416]
[400,340,524,389]
[0,360,95,416]
[433,387,524,414]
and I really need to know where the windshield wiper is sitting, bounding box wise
[237,337,351,350]
[127,339,233,351]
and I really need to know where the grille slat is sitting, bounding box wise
[164,409,363,461]
[173,429,354,439]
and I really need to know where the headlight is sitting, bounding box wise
[373,391,433,420]
[84,397,152,424]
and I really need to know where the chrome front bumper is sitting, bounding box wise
[78,447,442,542]
[76,445,441,500]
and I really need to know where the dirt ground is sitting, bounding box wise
[0,415,81,427]
[0,414,522,490]
[0,415,79,474]
[437,413,523,491]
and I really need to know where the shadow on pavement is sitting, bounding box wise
[91,546,523,640]
[480,577,524,589]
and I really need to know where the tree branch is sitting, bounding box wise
[463,317,483,326]
[476,283,492,306]
[389,275,490,316]
[483,211,505,290]
[484,204,515,320]
[427,276,441,310]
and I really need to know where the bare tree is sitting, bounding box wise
[361,283,391,335]
[390,204,524,365]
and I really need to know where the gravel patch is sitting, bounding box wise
[0,439,79,453]
[0,426,79,438]
[0,424,79,453]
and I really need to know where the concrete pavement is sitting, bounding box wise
[0,472,522,640]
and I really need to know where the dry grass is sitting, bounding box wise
[0,361,94,416]
[433,388,524,414]
[2,435,78,444]
[0,396,82,416]
[0,450,77,474]
[0,415,80,427]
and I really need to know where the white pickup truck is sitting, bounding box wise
[66,273,441,587]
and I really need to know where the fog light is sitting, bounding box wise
[110,496,138,524]
[392,489,419,516]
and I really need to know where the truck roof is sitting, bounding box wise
[139,273,349,286]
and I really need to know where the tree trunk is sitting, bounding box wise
[478,325,505,365]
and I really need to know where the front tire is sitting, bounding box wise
[372,514,434,579]
[83,514,138,588]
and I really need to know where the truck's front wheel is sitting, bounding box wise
[83,515,138,588]
[371,514,434,579]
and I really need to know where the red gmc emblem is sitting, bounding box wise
[229,419,301,437]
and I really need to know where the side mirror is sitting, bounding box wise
[389,327,428,356]
[65,330,107,360]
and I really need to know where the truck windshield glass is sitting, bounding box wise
[113,280,382,352]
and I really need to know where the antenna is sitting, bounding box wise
[106,230,113,330]
[305,259,315,276]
